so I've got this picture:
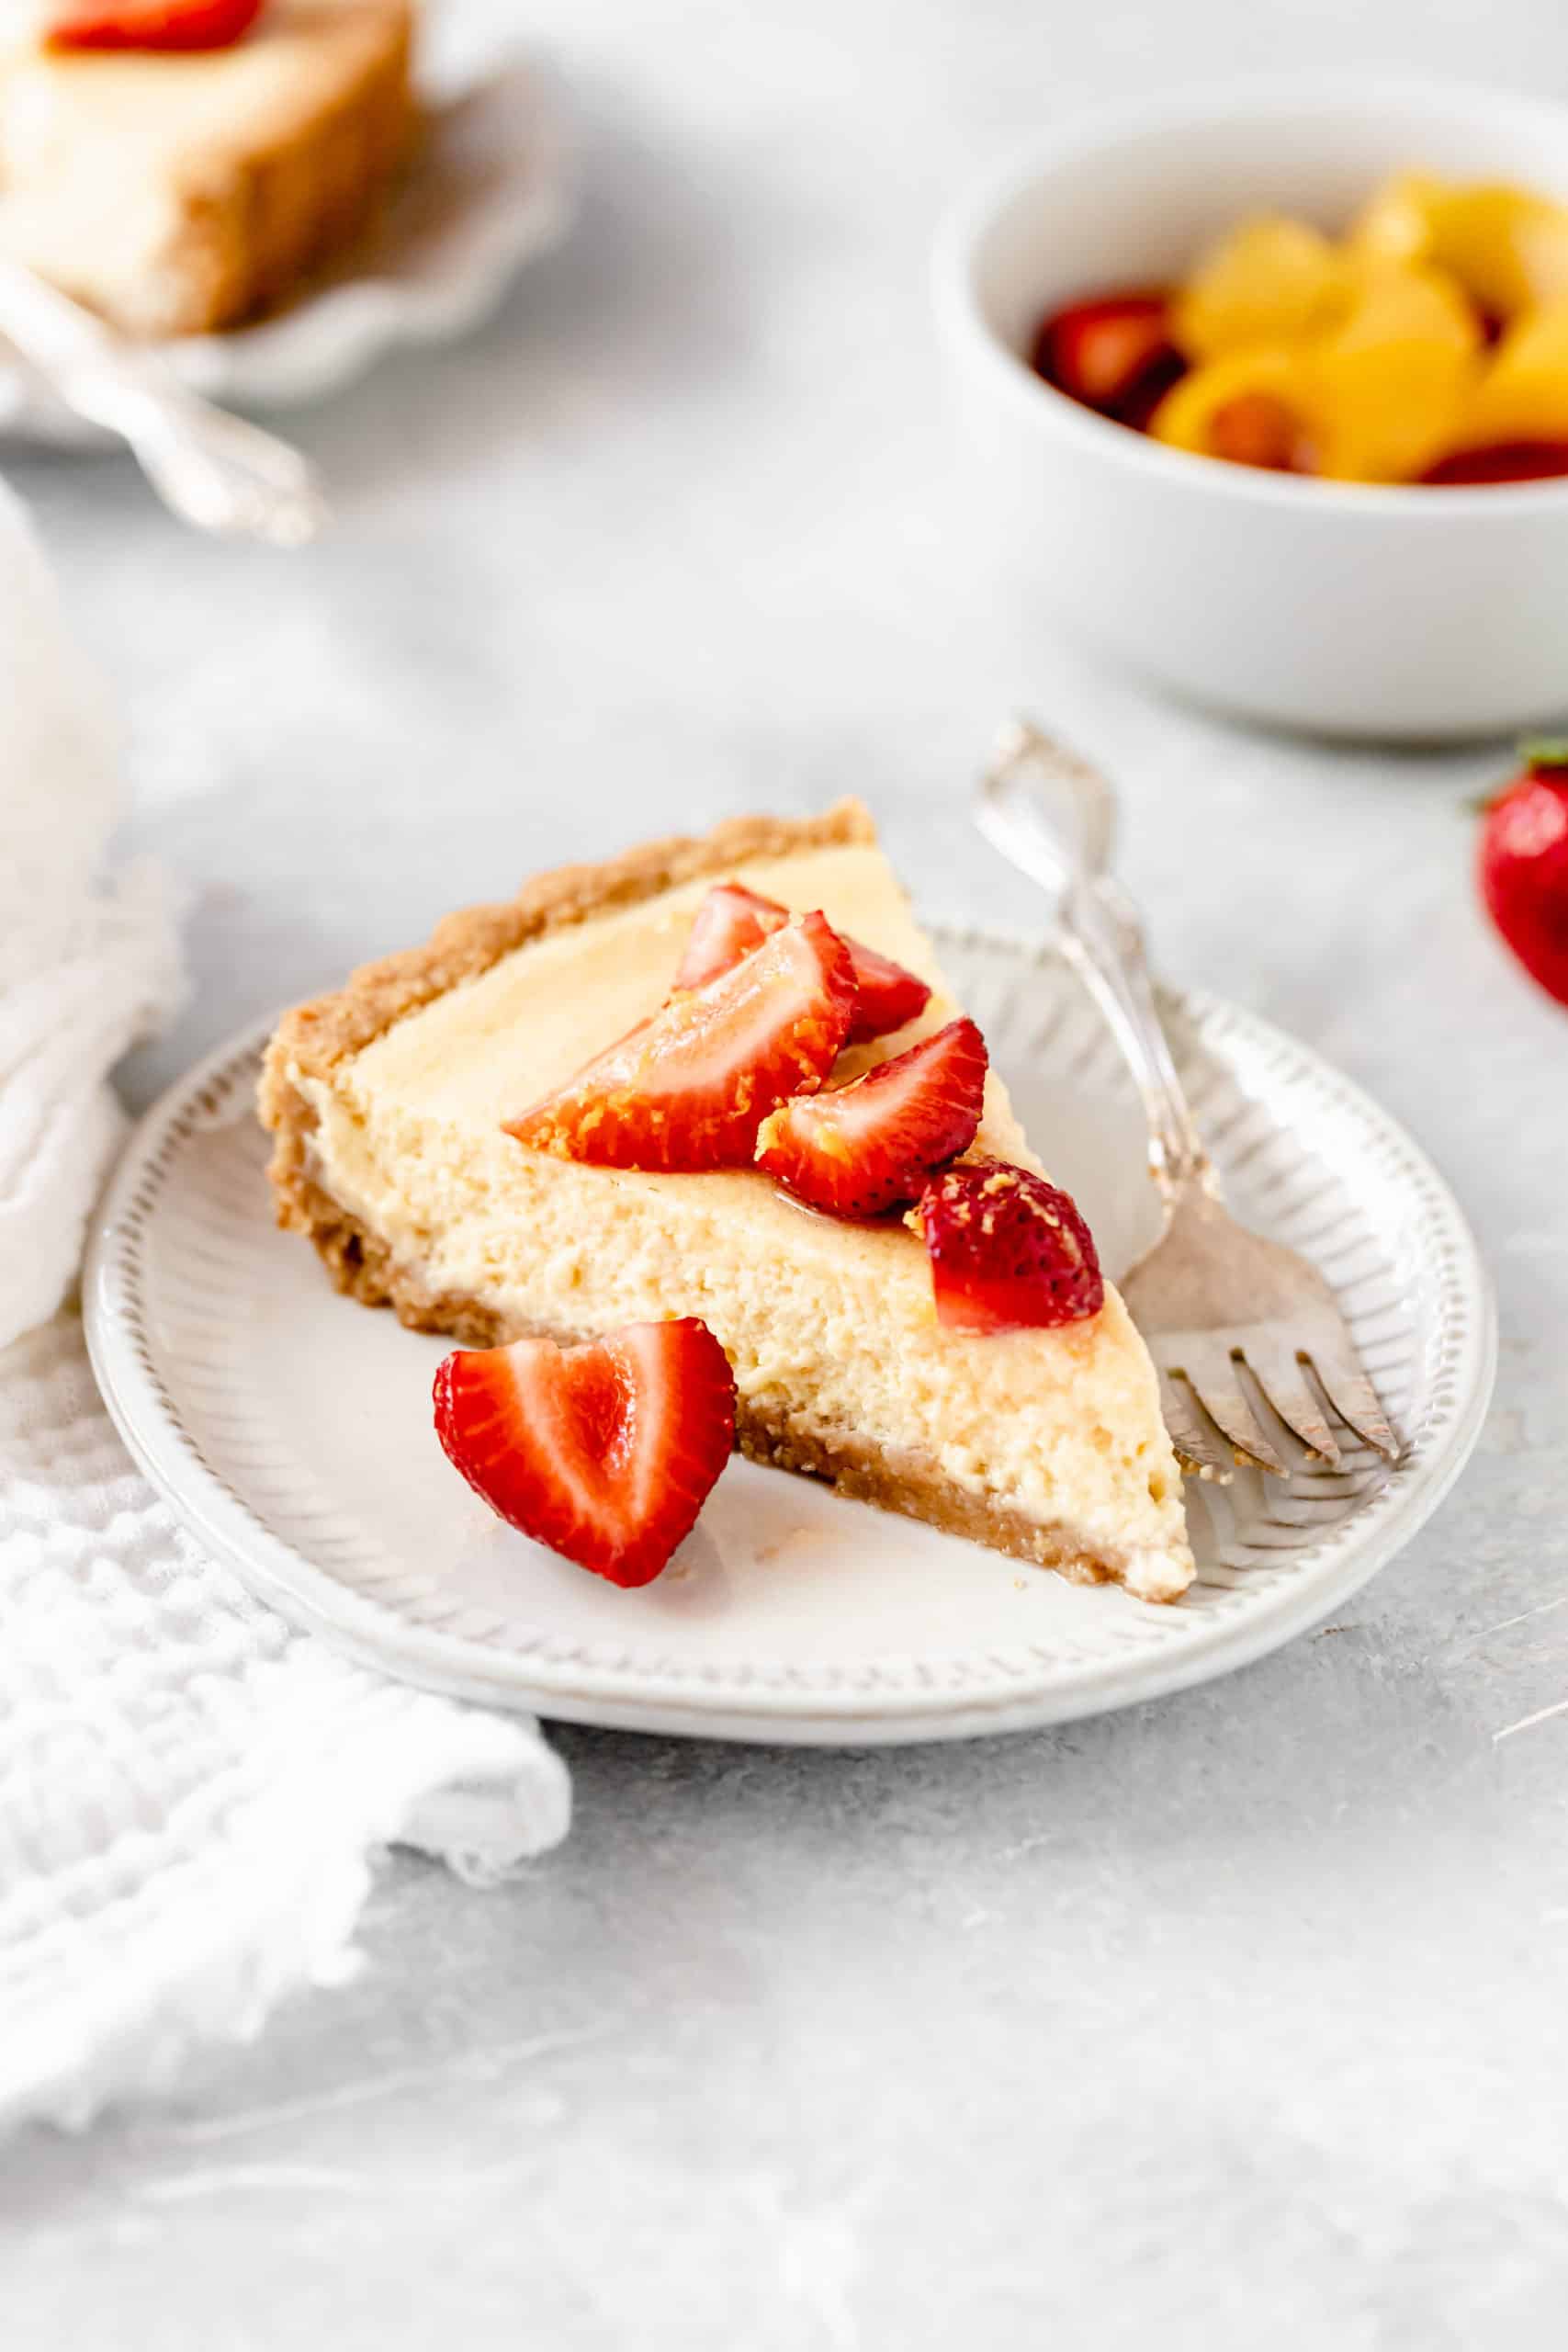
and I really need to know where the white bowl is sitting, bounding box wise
[934,79,1568,740]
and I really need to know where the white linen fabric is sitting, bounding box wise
[0,482,570,2132]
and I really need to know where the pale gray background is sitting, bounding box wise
[6,0,1568,2344]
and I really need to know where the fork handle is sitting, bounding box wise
[976,723,1214,1201]
[0,260,327,546]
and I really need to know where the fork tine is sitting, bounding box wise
[1241,1341,1342,1466]
[1156,1368,1235,1481]
[1303,1347,1401,1461]
[1172,1342,1290,1476]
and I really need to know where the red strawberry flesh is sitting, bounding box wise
[1423,441,1568,485]
[1478,746,1568,1008]
[919,1159,1105,1334]
[755,1016,988,1218]
[672,882,783,991]
[434,1317,737,1588]
[1208,390,1314,474]
[842,937,932,1044]
[1032,291,1185,420]
[506,910,857,1170]
[47,0,265,50]
[672,879,931,1044]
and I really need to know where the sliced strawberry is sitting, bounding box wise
[672,881,782,991]
[1032,291,1182,418]
[434,1317,736,1588]
[47,0,265,51]
[919,1159,1104,1334]
[673,879,931,1043]
[755,1017,987,1218]
[507,910,856,1170]
[844,938,932,1043]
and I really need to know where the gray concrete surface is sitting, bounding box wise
[5,2,1568,2343]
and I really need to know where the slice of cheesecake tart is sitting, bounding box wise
[260,802,1193,1602]
[0,0,415,337]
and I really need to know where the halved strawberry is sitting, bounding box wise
[755,1017,988,1218]
[506,910,856,1170]
[918,1159,1104,1334]
[47,0,264,51]
[434,1317,737,1588]
[672,880,931,1044]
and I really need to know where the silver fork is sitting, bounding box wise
[0,261,327,547]
[976,719,1401,1480]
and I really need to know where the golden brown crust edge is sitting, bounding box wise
[259,799,878,1255]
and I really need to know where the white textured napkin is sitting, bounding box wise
[0,483,570,2133]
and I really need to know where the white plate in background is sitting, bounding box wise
[85,926,1494,1746]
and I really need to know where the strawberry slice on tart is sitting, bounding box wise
[673,879,931,1043]
[506,910,857,1170]
[840,936,936,1046]
[673,882,781,991]
[755,1017,988,1218]
[47,0,265,51]
[918,1160,1105,1334]
[434,1317,737,1588]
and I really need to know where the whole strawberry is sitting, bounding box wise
[1479,741,1568,1009]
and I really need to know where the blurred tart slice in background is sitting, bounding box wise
[0,0,415,336]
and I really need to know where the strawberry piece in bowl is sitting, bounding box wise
[1423,440,1568,485]
[1032,291,1184,420]
[755,1017,988,1218]
[47,0,265,51]
[919,1159,1104,1334]
[673,880,931,1044]
[434,1317,738,1589]
[507,910,857,1170]
[1478,740,1568,1007]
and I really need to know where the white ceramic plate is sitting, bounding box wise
[0,54,572,445]
[85,927,1494,1746]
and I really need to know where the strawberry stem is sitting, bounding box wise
[1519,736,1568,771]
